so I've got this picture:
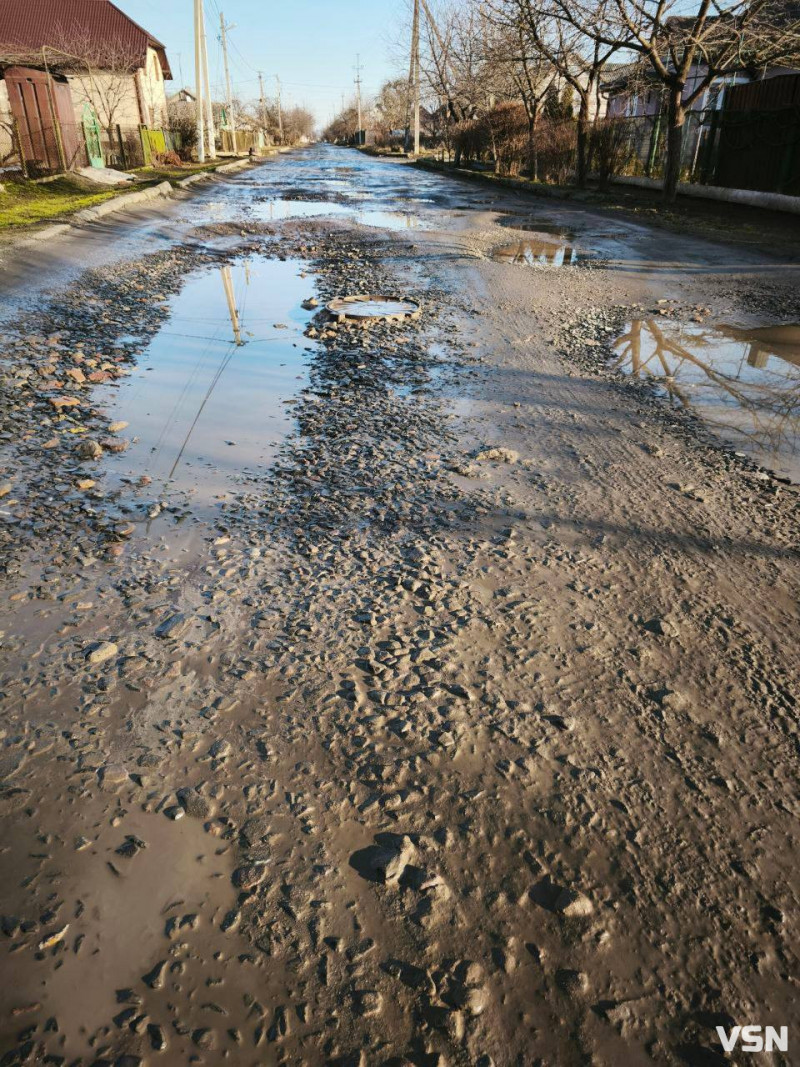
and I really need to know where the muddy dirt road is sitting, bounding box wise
[0,145,798,1067]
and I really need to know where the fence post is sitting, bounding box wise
[700,109,720,185]
[777,121,800,194]
[117,124,128,169]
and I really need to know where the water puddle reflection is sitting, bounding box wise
[96,255,315,511]
[613,319,800,481]
[252,198,423,230]
[492,239,581,267]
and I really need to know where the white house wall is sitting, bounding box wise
[66,47,168,133]
[0,79,13,161]
[138,46,169,128]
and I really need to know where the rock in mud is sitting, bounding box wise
[86,641,118,666]
[76,438,104,460]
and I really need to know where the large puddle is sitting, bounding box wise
[96,255,315,511]
[251,198,425,230]
[492,238,581,267]
[613,319,800,481]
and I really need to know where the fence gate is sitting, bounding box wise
[82,105,103,168]
[4,66,65,176]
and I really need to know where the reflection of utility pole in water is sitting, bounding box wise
[164,266,245,487]
[220,265,243,345]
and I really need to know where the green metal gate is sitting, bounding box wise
[82,104,103,168]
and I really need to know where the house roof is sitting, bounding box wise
[0,0,172,77]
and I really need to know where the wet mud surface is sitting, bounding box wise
[0,145,799,1067]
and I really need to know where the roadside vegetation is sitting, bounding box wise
[324,0,800,205]
[0,174,119,228]
[0,157,254,231]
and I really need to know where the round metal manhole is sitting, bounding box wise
[326,295,421,322]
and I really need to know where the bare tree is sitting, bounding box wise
[549,0,800,201]
[43,31,145,141]
[483,14,559,178]
[489,0,622,187]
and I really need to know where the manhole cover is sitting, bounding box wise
[326,295,421,322]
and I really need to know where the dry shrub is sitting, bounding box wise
[590,117,636,189]
[484,103,529,176]
[453,103,529,174]
[536,119,577,184]
[452,117,489,163]
[152,150,183,168]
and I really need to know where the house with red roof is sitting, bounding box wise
[0,0,172,172]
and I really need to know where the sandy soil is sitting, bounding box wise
[0,148,798,1067]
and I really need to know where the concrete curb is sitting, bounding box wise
[176,158,253,188]
[72,181,174,223]
[611,174,800,215]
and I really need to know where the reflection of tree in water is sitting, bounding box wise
[613,319,800,463]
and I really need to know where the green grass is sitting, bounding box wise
[0,156,259,231]
[0,174,126,229]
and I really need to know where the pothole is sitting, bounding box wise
[492,238,582,267]
[93,254,318,515]
[612,319,800,481]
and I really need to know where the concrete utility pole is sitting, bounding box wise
[193,0,205,161]
[412,0,421,155]
[220,266,243,346]
[275,75,284,145]
[354,55,363,144]
[219,12,237,154]
[199,0,216,158]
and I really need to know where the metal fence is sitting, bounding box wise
[5,118,187,178]
[602,104,800,195]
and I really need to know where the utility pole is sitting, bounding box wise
[193,0,205,161]
[258,71,267,144]
[199,0,216,158]
[219,12,237,154]
[412,0,421,155]
[354,54,363,145]
[275,75,284,145]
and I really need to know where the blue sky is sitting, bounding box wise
[122,0,403,125]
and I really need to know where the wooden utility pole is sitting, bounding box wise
[275,75,284,145]
[193,0,205,161]
[258,71,267,142]
[199,0,216,158]
[354,55,363,144]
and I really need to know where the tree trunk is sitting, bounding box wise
[576,96,589,189]
[663,83,686,204]
[527,108,539,181]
